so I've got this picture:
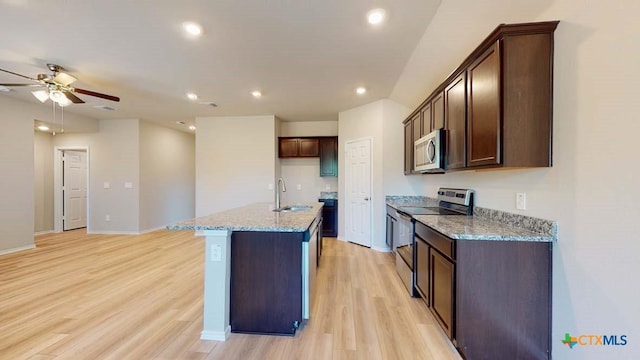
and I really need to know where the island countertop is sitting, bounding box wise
[166,202,324,232]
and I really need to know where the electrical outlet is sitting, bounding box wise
[103,182,110,189]
[325,184,331,190]
[105,214,111,221]
[296,184,302,190]
[211,244,222,262]
[268,183,274,190]
[516,193,527,210]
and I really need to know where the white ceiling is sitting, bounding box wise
[0,0,440,131]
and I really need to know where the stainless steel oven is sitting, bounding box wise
[395,209,415,295]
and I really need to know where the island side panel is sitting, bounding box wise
[200,229,232,341]
[230,231,304,335]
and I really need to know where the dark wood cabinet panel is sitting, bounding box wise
[319,137,338,177]
[319,199,337,237]
[432,92,445,131]
[230,231,303,335]
[430,249,455,339]
[467,42,500,167]
[415,237,430,305]
[445,73,467,170]
[456,240,552,360]
[278,137,320,158]
[299,138,319,157]
[404,121,413,174]
[279,138,299,158]
[421,102,432,134]
[411,112,422,144]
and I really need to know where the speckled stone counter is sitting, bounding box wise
[167,202,323,232]
[413,215,555,242]
[386,196,557,242]
[319,191,338,200]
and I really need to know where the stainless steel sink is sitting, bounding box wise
[272,205,313,212]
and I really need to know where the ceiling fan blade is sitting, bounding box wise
[63,90,85,104]
[0,68,38,81]
[73,87,120,102]
[53,72,77,86]
[0,83,43,87]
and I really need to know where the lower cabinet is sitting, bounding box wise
[414,220,552,359]
[430,249,454,339]
[319,199,337,237]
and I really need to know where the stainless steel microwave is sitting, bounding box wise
[414,129,445,173]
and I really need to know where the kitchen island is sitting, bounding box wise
[168,202,323,340]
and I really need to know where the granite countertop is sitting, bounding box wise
[413,215,555,242]
[386,195,557,242]
[167,202,323,232]
[319,191,338,200]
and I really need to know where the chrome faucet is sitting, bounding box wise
[276,177,287,209]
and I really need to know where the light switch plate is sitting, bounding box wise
[124,182,133,189]
[211,244,222,262]
[103,182,110,189]
[297,184,302,190]
[516,193,526,210]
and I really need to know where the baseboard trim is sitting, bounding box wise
[34,230,54,236]
[201,326,231,341]
[0,244,36,256]
[86,230,141,235]
[138,226,169,234]
[372,245,392,253]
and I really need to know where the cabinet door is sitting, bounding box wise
[432,91,445,131]
[279,138,299,158]
[431,250,455,339]
[319,137,338,177]
[321,201,337,237]
[299,138,319,157]
[445,73,467,170]
[415,237,430,305]
[467,42,501,167]
[411,112,422,144]
[421,102,432,134]
[404,121,413,174]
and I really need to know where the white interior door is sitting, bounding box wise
[345,138,372,247]
[63,150,87,230]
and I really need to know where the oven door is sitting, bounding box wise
[395,211,413,268]
[414,129,444,173]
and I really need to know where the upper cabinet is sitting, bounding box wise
[319,137,338,177]
[279,137,319,158]
[403,21,558,174]
[279,136,338,177]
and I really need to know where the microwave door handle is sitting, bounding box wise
[427,139,436,164]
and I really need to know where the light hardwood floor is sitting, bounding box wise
[0,230,461,360]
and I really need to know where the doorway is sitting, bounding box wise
[344,138,372,247]
[54,147,89,232]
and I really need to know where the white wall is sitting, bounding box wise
[280,121,338,137]
[54,119,140,233]
[34,131,54,233]
[195,115,277,216]
[139,121,195,231]
[0,96,98,253]
[389,0,640,358]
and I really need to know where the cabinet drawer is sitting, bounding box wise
[415,221,454,260]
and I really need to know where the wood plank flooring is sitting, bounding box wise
[0,230,461,360]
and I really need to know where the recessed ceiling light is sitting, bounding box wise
[188,125,196,131]
[251,90,262,98]
[37,125,49,131]
[187,92,198,101]
[176,121,186,125]
[183,22,203,37]
[356,86,367,95]
[367,8,386,25]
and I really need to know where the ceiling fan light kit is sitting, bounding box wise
[0,63,120,106]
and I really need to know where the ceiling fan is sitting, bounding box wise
[0,63,120,106]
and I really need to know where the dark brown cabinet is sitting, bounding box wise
[467,43,500,167]
[413,220,552,360]
[430,249,454,339]
[278,137,319,158]
[319,137,338,177]
[401,21,558,172]
[319,199,337,237]
[414,237,430,306]
[445,73,467,170]
[404,121,413,174]
[412,112,423,143]
[432,91,445,131]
